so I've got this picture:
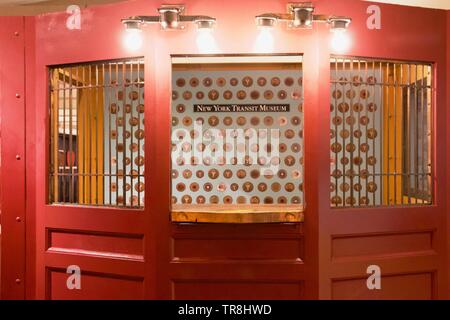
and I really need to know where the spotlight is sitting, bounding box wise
[255,14,278,28]
[122,18,143,51]
[195,17,216,30]
[328,16,352,33]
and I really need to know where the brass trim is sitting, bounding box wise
[171,205,304,223]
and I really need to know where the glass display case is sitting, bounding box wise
[170,55,304,223]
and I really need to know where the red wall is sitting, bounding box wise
[0,0,448,299]
[447,9,450,299]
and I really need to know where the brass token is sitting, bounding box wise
[332,116,343,126]
[223,90,233,100]
[264,90,273,100]
[203,77,213,87]
[264,197,274,204]
[271,77,281,86]
[129,91,139,100]
[110,103,119,114]
[190,182,199,192]
[332,90,342,99]
[284,77,294,86]
[208,90,219,100]
[183,91,192,100]
[237,90,246,100]
[278,90,287,99]
[176,78,186,87]
[136,104,144,113]
[242,76,253,87]
[257,77,267,86]
[216,77,226,87]
[189,77,199,87]
[346,89,356,99]
[250,90,260,100]
[196,91,204,99]
[134,156,145,166]
[264,116,274,126]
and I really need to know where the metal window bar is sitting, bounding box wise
[49,58,145,208]
[330,56,433,208]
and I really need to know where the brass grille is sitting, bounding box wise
[330,56,433,207]
[49,58,145,208]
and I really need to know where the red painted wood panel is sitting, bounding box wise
[0,16,26,299]
[24,16,37,300]
[315,0,448,299]
[332,272,434,300]
[47,268,144,300]
[173,280,304,300]
[446,10,450,300]
[331,230,434,259]
[47,229,144,260]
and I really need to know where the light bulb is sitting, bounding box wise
[331,30,351,53]
[254,27,274,53]
[124,29,143,51]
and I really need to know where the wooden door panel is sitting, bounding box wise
[47,268,144,300]
[331,230,434,259]
[173,280,304,300]
[332,272,434,300]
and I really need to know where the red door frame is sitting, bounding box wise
[0,16,27,299]
[0,0,447,299]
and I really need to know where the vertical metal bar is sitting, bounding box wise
[62,68,67,203]
[345,58,352,207]
[332,57,338,207]
[101,63,105,206]
[81,66,85,204]
[114,62,120,206]
[399,63,404,205]
[386,62,390,205]
[108,62,112,206]
[380,61,385,205]
[122,61,126,207]
[69,67,74,203]
[365,60,374,206]
[51,70,57,203]
[95,64,99,205]
[137,59,142,208]
[375,60,379,206]
[428,65,436,203]
[88,64,92,204]
[356,58,362,206]
[414,64,419,204]
[75,66,80,203]
[393,64,397,205]
[407,63,411,204]
[130,61,134,207]
[420,64,425,203]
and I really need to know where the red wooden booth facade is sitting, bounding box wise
[0,0,449,299]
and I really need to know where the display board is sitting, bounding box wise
[170,58,304,222]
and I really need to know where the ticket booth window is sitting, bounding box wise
[170,55,304,223]
[330,56,433,207]
[49,58,145,208]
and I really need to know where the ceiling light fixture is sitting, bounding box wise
[121,4,216,31]
[255,2,351,31]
